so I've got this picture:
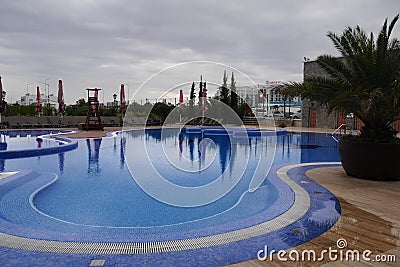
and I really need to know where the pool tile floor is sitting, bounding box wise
[0,163,341,266]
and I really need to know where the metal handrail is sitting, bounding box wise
[331,124,346,135]
[327,124,346,142]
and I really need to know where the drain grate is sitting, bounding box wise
[89,259,105,266]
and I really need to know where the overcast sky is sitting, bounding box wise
[0,0,399,104]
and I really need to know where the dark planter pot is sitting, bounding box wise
[338,138,400,181]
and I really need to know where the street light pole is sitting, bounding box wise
[113,93,118,114]
[26,82,34,106]
[45,79,50,116]
[38,80,50,115]
[124,83,129,105]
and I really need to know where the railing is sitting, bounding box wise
[328,124,346,142]
[332,124,347,135]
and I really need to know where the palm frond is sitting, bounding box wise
[388,14,399,39]
[317,55,352,86]
[301,15,400,139]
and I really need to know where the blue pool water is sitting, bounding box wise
[0,127,344,266]
[0,130,68,152]
[0,128,340,235]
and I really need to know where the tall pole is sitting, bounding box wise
[38,80,50,115]
[45,79,50,116]
[125,83,129,105]
[262,89,265,117]
[26,82,33,106]
[200,75,204,125]
[113,93,117,112]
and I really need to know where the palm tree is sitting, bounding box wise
[286,15,400,141]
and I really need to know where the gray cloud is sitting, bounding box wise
[0,0,399,103]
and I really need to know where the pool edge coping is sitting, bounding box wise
[0,130,78,159]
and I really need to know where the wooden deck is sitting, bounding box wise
[230,167,400,266]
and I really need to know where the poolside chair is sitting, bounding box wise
[46,117,58,128]
[70,117,85,127]
[153,118,163,126]
[21,117,36,128]
[146,118,154,126]
[6,116,19,129]
[1,116,11,129]
[37,117,51,128]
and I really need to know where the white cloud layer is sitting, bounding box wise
[0,0,399,104]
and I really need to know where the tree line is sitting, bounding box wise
[1,99,175,122]
[179,71,252,121]
[2,71,252,121]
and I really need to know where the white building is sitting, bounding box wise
[237,81,302,117]
[17,93,58,106]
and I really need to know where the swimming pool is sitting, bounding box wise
[0,127,341,266]
[0,130,71,150]
[0,129,77,167]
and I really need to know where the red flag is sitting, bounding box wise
[120,84,126,115]
[179,89,183,111]
[202,81,208,113]
[36,86,42,113]
[58,80,65,114]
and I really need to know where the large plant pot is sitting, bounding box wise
[338,138,400,181]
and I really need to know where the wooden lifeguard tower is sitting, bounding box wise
[79,88,104,131]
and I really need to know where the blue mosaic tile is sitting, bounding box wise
[0,163,341,266]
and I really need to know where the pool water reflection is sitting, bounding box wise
[2,129,340,230]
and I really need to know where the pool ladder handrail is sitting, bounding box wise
[328,124,346,142]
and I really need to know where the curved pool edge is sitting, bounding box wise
[0,162,341,256]
[0,135,78,159]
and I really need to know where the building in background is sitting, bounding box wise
[237,82,302,117]
[302,60,362,129]
[17,93,58,107]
